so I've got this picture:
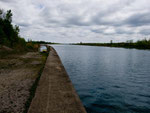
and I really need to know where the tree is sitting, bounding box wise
[14,25,20,35]
[0,9,4,19]
[5,10,12,22]
[110,40,113,44]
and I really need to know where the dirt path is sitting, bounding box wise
[0,51,47,113]
[28,47,87,113]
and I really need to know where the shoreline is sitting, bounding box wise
[73,44,150,50]
[28,46,86,113]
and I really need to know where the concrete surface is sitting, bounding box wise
[28,47,87,113]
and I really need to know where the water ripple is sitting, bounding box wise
[52,45,150,113]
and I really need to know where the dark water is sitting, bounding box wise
[52,45,150,113]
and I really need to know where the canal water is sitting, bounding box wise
[52,45,150,113]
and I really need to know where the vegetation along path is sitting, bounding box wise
[28,47,87,113]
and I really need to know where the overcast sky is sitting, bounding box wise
[0,0,150,43]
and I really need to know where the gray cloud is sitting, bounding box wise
[139,29,150,35]
[66,16,92,26]
[0,0,13,3]
[91,29,104,34]
[0,0,150,43]
[115,27,135,35]
[16,22,31,27]
[125,12,150,27]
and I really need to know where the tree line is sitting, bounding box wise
[76,39,150,49]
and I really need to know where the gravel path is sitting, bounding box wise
[0,52,46,113]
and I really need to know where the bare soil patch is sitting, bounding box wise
[0,51,46,113]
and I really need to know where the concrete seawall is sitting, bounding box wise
[28,47,87,113]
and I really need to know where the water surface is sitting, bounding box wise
[52,45,150,113]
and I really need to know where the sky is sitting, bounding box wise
[0,0,150,43]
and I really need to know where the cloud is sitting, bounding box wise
[139,28,150,35]
[115,27,135,35]
[125,12,150,27]
[0,0,150,43]
[0,0,14,3]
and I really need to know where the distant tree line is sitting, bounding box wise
[76,39,150,49]
[0,9,27,50]
[29,40,57,44]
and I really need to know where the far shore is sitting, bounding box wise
[72,39,150,50]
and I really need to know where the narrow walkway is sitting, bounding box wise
[28,47,87,113]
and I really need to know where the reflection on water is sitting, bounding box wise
[52,45,150,113]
